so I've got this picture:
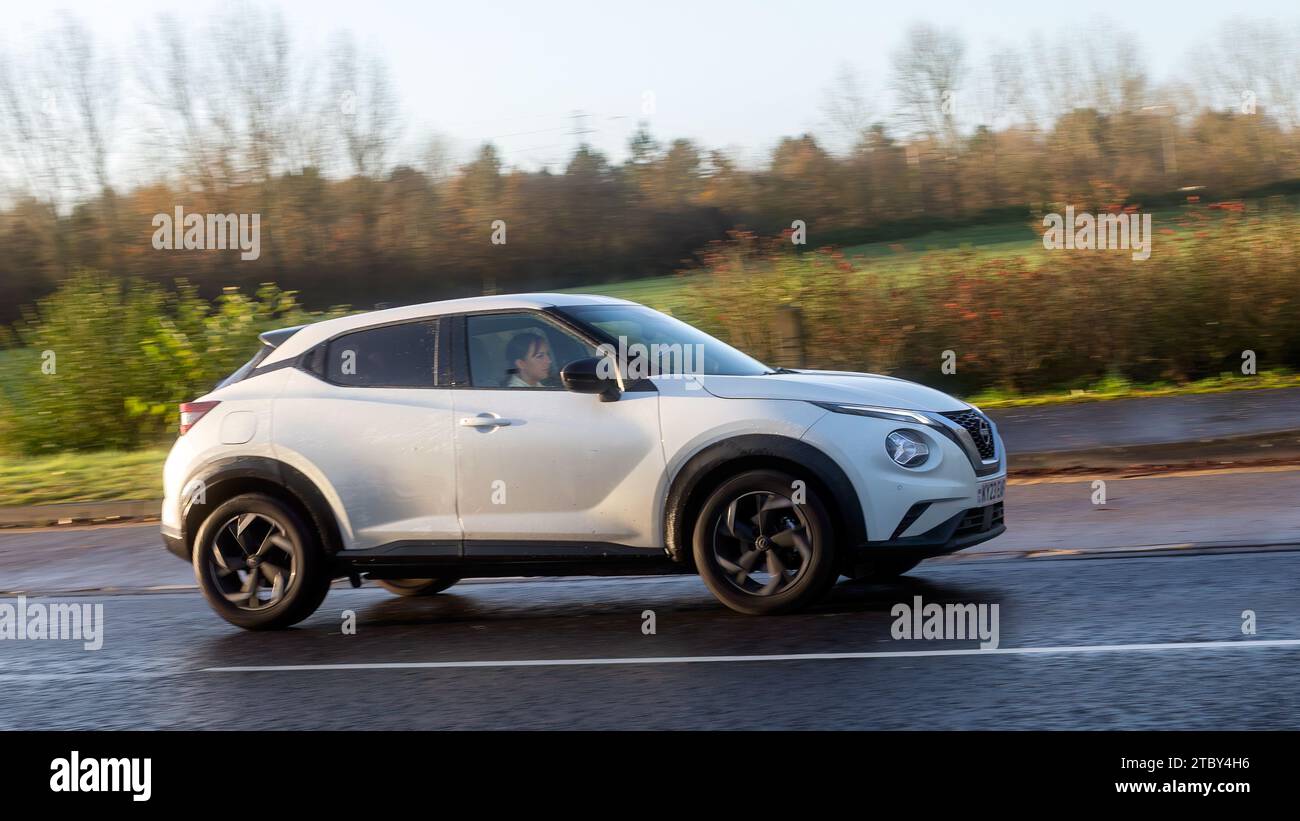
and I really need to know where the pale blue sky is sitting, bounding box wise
[7,0,1299,171]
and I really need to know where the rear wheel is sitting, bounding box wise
[376,577,460,597]
[692,469,838,615]
[192,493,332,630]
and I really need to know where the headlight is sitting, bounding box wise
[885,429,930,467]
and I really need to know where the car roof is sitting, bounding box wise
[263,292,638,364]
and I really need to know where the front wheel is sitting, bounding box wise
[192,493,332,630]
[692,470,838,615]
[377,577,460,597]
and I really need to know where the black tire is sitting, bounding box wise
[692,469,838,615]
[192,493,332,630]
[376,577,460,597]
[841,557,923,583]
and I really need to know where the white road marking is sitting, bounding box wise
[202,637,1300,673]
[6,638,1299,683]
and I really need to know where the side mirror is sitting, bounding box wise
[560,356,621,402]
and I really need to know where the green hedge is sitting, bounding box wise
[673,207,1300,395]
[0,275,343,455]
[3,206,1297,456]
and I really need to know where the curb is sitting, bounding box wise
[0,499,160,528]
[1007,429,1300,473]
[935,539,1300,564]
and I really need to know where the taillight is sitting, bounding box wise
[179,401,220,435]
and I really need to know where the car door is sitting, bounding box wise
[450,310,665,551]
[272,318,460,552]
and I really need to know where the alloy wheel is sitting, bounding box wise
[202,512,299,611]
[710,490,812,596]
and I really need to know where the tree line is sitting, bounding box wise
[2,11,1299,322]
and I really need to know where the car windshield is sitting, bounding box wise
[556,304,773,377]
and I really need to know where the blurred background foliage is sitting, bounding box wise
[3,13,1300,321]
[3,10,1300,459]
[2,203,1296,456]
[0,277,343,454]
[678,208,1300,395]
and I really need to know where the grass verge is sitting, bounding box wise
[0,447,170,507]
[967,371,1300,408]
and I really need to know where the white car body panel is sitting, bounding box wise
[162,293,1005,563]
[451,387,664,546]
[161,371,287,536]
[270,369,460,549]
[655,374,827,477]
[800,410,1000,541]
[698,370,969,412]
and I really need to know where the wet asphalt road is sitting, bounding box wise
[3,466,1299,729]
[3,547,1300,730]
[7,467,1300,594]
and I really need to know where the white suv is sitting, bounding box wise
[162,294,1006,629]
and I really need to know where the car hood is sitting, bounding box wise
[693,369,971,413]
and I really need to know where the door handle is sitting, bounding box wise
[460,415,511,428]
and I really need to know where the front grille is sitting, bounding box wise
[940,409,997,460]
[954,502,1003,539]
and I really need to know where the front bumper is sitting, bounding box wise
[802,406,1007,543]
[849,501,1005,561]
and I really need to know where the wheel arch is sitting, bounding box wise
[180,455,345,558]
[663,434,867,564]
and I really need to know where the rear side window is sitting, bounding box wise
[325,320,438,388]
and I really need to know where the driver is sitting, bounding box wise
[504,331,553,387]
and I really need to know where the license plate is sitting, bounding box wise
[976,478,1005,505]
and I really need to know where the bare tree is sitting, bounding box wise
[820,62,875,154]
[971,46,1029,131]
[51,17,119,199]
[208,4,300,182]
[0,45,62,203]
[327,33,400,178]
[419,132,456,185]
[136,14,230,191]
[1195,18,1300,128]
[1026,30,1077,124]
[1028,22,1148,119]
[0,15,118,209]
[1080,26,1148,115]
[889,23,967,144]
[136,5,323,189]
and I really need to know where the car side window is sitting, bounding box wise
[325,320,439,388]
[465,313,597,389]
